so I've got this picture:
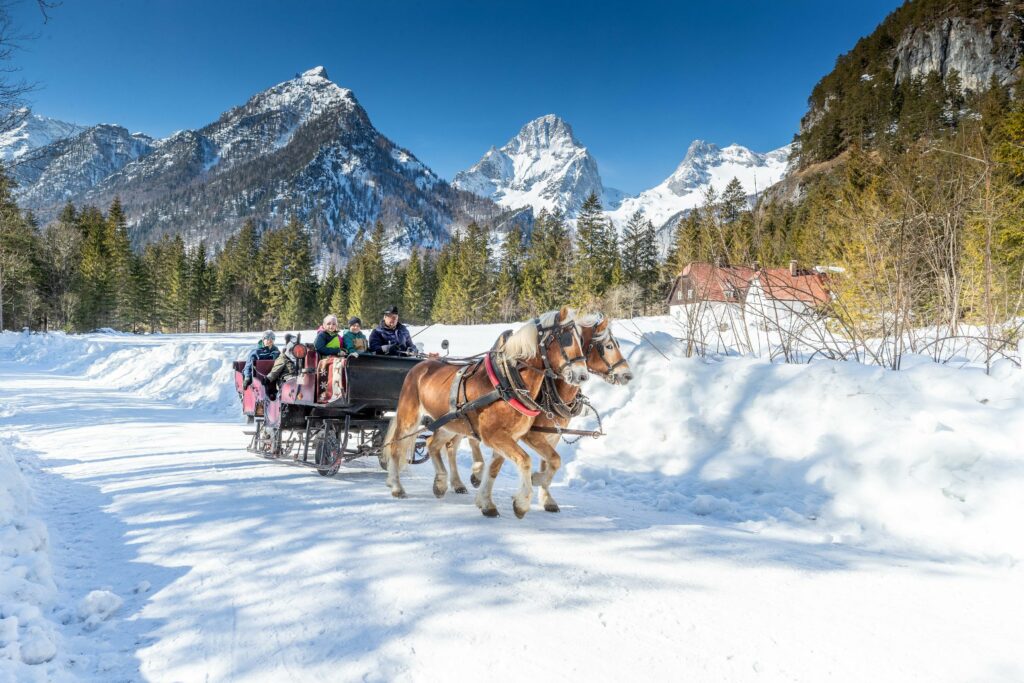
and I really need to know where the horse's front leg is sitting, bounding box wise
[487,432,535,519]
[525,432,562,513]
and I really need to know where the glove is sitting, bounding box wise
[381,344,392,354]
[349,352,359,359]
[243,377,252,390]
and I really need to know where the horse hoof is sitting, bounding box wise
[544,502,560,513]
[391,490,407,499]
[481,507,499,518]
[512,498,529,519]
[470,473,481,488]
[433,483,446,498]
[454,485,468,495]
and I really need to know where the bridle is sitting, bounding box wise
[584,318,629,378]
[532,312,587,380]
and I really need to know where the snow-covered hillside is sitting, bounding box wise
[0,111,84,162]
[453,114,624,216]
[1,321,1022,681]
[609,140,791,233]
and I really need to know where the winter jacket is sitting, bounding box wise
[369,321,414,356]
[342,330,368,354]
[315,328,343,357]
[266,345,299,384]
[243,343,280,381]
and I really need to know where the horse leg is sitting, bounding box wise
[525,433,562,513]
[474,450,504,517]
[444,437,468,494]
[469,438,487,488]
[383,394,422,500]
[427,434,449,498]
[487,433,535,519]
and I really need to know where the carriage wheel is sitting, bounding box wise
[315,427,341,477]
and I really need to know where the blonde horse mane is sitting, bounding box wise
[502,309,577,361]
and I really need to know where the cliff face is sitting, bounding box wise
[893,13,1023,92]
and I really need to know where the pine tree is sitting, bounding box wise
[0,169,38,330]
[494,227,524,321]
[402,249,427,324]
[621,211,662,314]
[106,197,133,327]
[570,192,611,308]
[75,206,113,330]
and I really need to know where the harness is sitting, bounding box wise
[422,313,582,436]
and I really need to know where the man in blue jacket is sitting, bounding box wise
[242,330,281,389]
[369,306,415,356]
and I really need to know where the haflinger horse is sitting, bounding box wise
[440,313,633,513]
[381,306,590,518]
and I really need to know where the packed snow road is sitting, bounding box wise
[2,328,1023,682]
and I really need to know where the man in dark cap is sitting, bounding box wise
[368,306,414,356]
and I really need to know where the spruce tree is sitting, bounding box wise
[494,227,524,321]
[402,249,427,324]
[570,192,609,308]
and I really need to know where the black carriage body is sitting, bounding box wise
[233,344,425,474]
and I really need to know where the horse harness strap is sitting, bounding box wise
[423,351,543,435]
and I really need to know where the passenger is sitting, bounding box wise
[369,306,415,356]
[315,314,345,400]
[266,334,300,398]
[342,317,369,356]
[242,330,280,390]
[315,314,343,357]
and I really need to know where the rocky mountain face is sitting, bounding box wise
[892,13,1022,93]
[8,67,495,259]
[796,0,1023,168]
[10,124,154,210]
[609,140,790,238]
[453,114,624,217]
[0,111,85,163]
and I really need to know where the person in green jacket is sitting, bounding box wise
[342,317,369,355]
[314,314,342,357]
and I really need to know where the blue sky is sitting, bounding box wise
[11,0,902,194]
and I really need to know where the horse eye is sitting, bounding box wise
[605,344,614,350]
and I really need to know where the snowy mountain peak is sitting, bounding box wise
[609,140,791,241]
[301,65,330,80]
[0,110,86,162]
[453,114,617,216]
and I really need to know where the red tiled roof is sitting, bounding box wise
[757,268,831,305]
[670,262,831,305]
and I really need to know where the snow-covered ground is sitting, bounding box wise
[1,319,1022,681]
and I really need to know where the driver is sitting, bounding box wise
[369,306,415,356]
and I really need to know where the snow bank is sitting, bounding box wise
[570,334,1024,561]
[0,437,61,677]
[12,332,249,416]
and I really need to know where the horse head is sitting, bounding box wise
[580,313,633,386]
[503,306,589,385]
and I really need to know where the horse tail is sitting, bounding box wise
[381,412,402,471]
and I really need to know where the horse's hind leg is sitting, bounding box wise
[525,433,562,513]
[469,438,486,488]
[444,437,468,494]
[427,434,449,498]
[474,450,504,517]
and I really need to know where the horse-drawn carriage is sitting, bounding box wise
[232,340,435,475]
[234,309,634,517]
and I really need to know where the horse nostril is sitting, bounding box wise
[579,373,589,382]
[623,372,634,382]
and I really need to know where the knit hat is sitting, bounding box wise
[348,317,362,327]
[383,305,399,316]
[262,330,276,342]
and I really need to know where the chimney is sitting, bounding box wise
[789,259,798,276]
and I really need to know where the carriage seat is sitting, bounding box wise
[317,355,347,403]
